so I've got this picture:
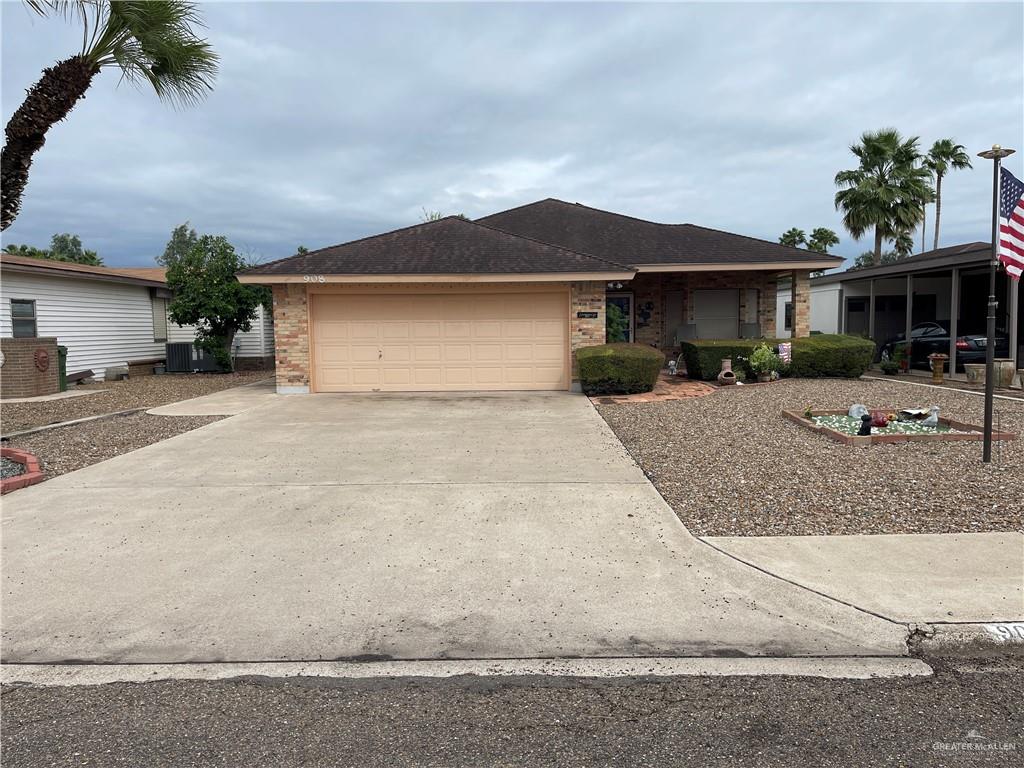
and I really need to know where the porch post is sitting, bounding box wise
[949,267,959,373]
[791,269,810,337]
[905,274,913,356]
[868,279,876,343]
[1010,273,1019,368]
[838,285,845,333]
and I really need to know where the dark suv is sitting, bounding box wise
[879,322,1009,370]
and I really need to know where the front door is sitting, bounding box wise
[606,293,634,342]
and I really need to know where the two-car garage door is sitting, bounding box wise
[310,291,570,392]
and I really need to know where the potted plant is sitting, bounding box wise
[748,343,781,383]
[880,360,900,375]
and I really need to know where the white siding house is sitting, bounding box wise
[1,254,273,380]
[776,275,842,337]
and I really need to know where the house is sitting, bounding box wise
[799,242,1022,370]
[238,199,840,393]
[0,253,274,381]
[775,273,845,338]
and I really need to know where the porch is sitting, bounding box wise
[600,268,813,356]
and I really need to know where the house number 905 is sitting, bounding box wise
[303,275,325,283]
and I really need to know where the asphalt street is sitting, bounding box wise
[2,655,1021,767]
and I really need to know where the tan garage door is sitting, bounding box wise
[310,291,569,392]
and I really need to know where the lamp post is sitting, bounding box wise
[977,144,1015,463]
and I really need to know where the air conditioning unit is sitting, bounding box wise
[165,342,220,373]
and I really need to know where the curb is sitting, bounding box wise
[0,657,933,687]
[910,622,1024,657]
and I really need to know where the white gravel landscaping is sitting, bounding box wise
[597,378,1023,536]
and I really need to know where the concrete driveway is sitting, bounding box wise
[1,391,907,663]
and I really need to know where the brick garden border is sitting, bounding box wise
[0,447,45,493]
[782,409,1018,446]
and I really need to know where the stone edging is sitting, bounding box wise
[0,447,45,493]
[783,409,1017,446]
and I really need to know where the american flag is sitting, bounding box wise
[999,167,1024,280]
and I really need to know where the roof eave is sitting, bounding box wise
[632,259,843,273]
[236,270,637,284]
[1,261,167,288]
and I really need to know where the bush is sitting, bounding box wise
[577,343,665,395]
[880,360,900,375]
[788,334,876,378]
[679,334,875,381]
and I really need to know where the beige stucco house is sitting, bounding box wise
[238,199,840,393]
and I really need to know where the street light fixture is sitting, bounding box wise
[976,144,1016,463]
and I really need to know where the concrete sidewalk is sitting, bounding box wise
[703,533,1024,624]
[146,377,276,416]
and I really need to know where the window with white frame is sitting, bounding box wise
[11,299,37,338]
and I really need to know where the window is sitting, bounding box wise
[11,299,37,338]
[784,301,793,332]
[151,296,168,342]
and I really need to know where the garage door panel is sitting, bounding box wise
[312,291,568,392]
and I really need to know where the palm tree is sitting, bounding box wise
[807,227,839,254]
[1,1,218,231]
[834,129,934,266]
[778,228,807,248]
[924,139,972,251]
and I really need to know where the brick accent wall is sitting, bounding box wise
[791,269,811,338]
[1,337,59,398]
[271,284,310,392]
[570,281,606,379]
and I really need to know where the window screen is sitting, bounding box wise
[11,299,37,338]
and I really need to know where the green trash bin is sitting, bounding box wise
[57,345,68,392]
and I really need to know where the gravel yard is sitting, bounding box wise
[8,413,222,479]
[1,456,23,479]
[1,372,268,433]
[598,378,1024,536]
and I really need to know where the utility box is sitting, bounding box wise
[165,342,220,373]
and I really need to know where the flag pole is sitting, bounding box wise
[977,144,1015,463]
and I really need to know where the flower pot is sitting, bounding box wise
[757,372,771,383]
[993,359,1015,389]
[927,353,949,384]
[963,363,985,385]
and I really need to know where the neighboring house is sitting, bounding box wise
[776,274,844,338]
[238,199,840,394]
[803,242,1021,370]
[0,254,274,380]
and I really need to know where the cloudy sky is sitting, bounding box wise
[2,1,1022,267]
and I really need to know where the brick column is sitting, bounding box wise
[272,284,310,393]
[570,281,606,385]
[759,276,777,338]
[791,270,811,338]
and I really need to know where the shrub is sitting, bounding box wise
[748,343,781,376]
[577,343,665,395]
[788,334,876,378]
[679,335,875,381]
[880,360,900,375]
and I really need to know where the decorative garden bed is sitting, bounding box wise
[783,409,1018,446]
[0,446,45,493]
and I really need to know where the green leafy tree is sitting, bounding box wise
[159,221,198,266]
[5,233,102,264]
[778,228,807,248]
[806,227,839,254]
[164,235,269,370]
[924,139,972,250]
[2,1,219,231]
[296,245,309,255]
[834,129,933,266]
[851,249,901,270]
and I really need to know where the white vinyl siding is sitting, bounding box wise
[0,272,165,379]
[166,304,274,358]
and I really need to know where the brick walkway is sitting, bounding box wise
[589,374,716,405]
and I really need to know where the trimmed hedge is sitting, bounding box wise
[680,334,875,381]
[577,343,666,395]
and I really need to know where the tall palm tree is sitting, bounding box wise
[2,1,218,230]
[924,139,972,251]
[834,129,934,266]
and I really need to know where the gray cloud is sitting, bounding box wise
[2,1,1021,266]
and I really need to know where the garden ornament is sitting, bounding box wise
[922,406,940,428]
[848,404,868,419]
[857,414,872,436]
[668,359,677,376]
[869,410,889,428]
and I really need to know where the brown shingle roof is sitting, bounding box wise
[817,242,991,283]
[478,199,844,267]
[241,216,632,276]
[0,253,167,287]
